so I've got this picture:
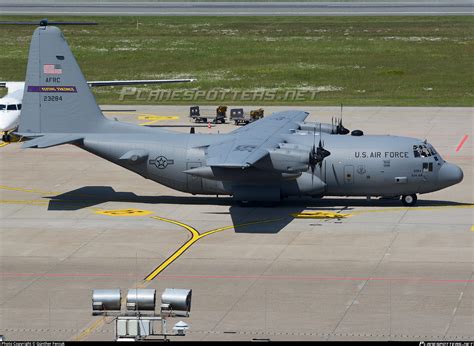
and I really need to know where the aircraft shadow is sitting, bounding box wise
[227,204,304,234]
[46,186,471,234]
[46,186,232,211]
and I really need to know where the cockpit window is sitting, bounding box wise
[7,104,17,110]
[17,104,22,110]
[0,104,5,110]
[413,145,420,157]
[413,144,432,158]
[413,144,433,157]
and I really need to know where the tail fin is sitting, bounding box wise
[18,26,106,135]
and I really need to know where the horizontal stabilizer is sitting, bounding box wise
[88,79,195,87]
[21,134,83,148]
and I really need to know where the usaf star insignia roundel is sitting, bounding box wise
[149,156,174,169]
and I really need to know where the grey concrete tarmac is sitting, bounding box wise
[0,1,472,16]
[0,106,472,341]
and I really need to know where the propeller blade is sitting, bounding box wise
[313,125,316,147]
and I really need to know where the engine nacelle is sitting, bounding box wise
[266,148,309,173]
[298,121,350,135]
[298,122,336,134]
[277,143,311,151]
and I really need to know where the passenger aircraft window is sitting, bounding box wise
[0,104,5,110]
[7,104,17,110]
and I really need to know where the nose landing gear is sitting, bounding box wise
[1,132,21,143]
[2,132,11,142]
[401,194,417,206]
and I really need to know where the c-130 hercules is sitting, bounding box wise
[17,24,463,206]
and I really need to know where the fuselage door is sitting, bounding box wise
[344,165,354,184]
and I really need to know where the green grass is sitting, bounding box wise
[0,16,473,106]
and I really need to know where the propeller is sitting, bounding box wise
[308,125,331,183]
[336,117,350,135]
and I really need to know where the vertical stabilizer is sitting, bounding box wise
[19,25,106,134]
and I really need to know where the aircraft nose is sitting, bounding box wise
[438,162,463,187]
[0,119,10,132]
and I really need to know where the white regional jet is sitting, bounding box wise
[0,77,194,141]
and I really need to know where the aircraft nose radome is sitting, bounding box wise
[438,162,463,187]
[0,119,11,132]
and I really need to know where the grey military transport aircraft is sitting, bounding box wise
[16,24,463,206]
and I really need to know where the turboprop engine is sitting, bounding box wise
[298,118,350,135]
[265,145,310,173]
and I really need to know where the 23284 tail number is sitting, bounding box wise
[43,95,63,102]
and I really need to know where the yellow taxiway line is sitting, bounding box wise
[73,317,107,341]
[137,114,179,126]
[144,216,284,281]
[291,211,351,219]
[0,185,59,195]
[0,199,49,206]
[73,216,284,341]
[1,183,471,340]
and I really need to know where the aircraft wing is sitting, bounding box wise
[87,79,195,87]
[206,110,309,168]
[1,79,195,91]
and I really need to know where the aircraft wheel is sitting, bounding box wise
[2,133,10,142]
[401,194,417,206]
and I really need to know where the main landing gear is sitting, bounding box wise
[401,194,417,207]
